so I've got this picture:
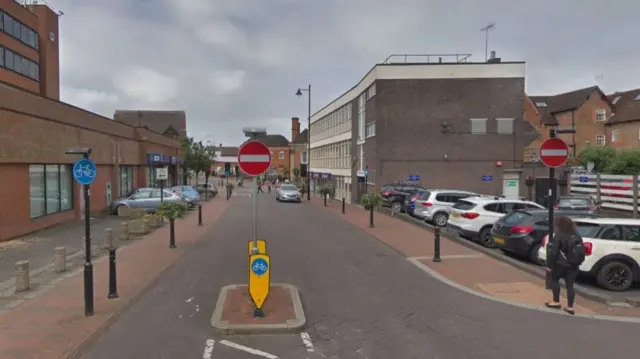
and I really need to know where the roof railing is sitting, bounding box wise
[382,54,473,64]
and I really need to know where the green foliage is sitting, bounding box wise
[292,167,300,178]
[319,185,334,198]
[607,150,640,175]
[157,202,188,221]
[361,194,383,209]
[181,137,214,180]
[577,146,616,173]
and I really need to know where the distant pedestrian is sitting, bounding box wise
[545,215,586,315]
[267,183,272,194]
[257,181,264,194]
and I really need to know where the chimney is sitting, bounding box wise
[490,50,496,60]
[487,50,502,63]
[291,117,300,141]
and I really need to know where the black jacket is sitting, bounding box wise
[547,232,577,268]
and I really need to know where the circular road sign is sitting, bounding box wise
[539,138,570,168]
[251,257,268,276]
[238,140,272,176]
[72,158,97,185]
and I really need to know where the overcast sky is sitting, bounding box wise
[47,0,639,146]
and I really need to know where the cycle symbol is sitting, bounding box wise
[72,159,97,185]
[74,165,96,179]
[251,258,268,276]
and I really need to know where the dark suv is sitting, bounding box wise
[380,183,426,212]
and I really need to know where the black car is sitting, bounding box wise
[490,209,598,265]
[554,195,601,215]
[380,183,425,212]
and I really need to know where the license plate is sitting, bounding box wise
[493,237,505,244]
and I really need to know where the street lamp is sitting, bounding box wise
[296,84,311,201]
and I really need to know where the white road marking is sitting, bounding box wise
[300,332,315,352]
[219,340,279,358]
[202,339,215,359]
[186,297,194,303]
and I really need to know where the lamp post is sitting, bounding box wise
[296,84,311,201]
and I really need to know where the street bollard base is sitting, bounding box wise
[253,308,264,318]
[433,257,442,263]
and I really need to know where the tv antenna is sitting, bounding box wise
[481,23,495,61]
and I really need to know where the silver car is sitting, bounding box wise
[276,184,301,203]
[110,188,185,214]
[413,189,477,226]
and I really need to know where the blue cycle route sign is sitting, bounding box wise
[482,175,493,181]
[579,176,589,183]
[408,174,420,181]
[72,158,97,185]
[251,257,269,276]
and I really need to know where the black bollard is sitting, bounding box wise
[107,248,119,299]
[198,204,203,226]
[369,205,374,228]
[169,219,176,248]
[433,227,442,262]
[324,194,327,207]
[342,198,345,214]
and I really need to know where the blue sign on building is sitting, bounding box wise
[482,175,493,182]
[408,174,420,181]
[72,159,97,185]
[579,176,589,183]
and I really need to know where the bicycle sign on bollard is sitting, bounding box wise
[68,149,97,317]
[248,254,270,317]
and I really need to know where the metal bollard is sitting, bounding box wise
[119,222,129,241]
[107,248,119,299]
[433,227,442,262]
[369,205,375,228]
[54,247,66,273]
[169,219,177,248]
[198,204,203,226]
[102,228,113,249]
[324,194,327,207]
[342,198,345,214]
[14,260,30,292]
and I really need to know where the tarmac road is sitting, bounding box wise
[78,188,639,359]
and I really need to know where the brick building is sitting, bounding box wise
[308,53,527,203]
[606,89,640,149]
[288,117,308,179]
[0,1,60,99]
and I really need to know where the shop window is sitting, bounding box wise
[29,164,73,219]
[120,166,134,197]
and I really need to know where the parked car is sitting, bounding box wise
[403,190,427,216]
[380,183,426,213]
[539,218,640,292]
[413,189,477,226]
[109,188,185,214]
[447,196,544,247]
[276,184,301,203]
[170,185,200,207]
[554,195,600,215]
[196,183,218,197]
[490,209,597,265]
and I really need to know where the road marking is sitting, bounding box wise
[202,339,214,359]
[219,340,279,358]
[186,297,194,303]
[300,332,315,352]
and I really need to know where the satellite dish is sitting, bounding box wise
[586,162,595,173]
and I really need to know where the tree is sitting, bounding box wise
[181,137,196,185]
[577,146,616,173]
[607,150,640,175]
[293,167,300,179]
[190,141,214,187]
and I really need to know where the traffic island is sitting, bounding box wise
[211,283,306,334]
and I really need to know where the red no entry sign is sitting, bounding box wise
[539,138,569,168]
[237,140,272,176]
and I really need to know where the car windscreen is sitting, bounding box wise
[558,198,590,206]
[452,200,476,210]
[280,185,297,191]
[501,211,533,225]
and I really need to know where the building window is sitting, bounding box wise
[596,109,606,122]
[366,83,376,100]
[1,12,39,50]
[301,151,308,164]
[120,166,134,197]
[365,122,376,138]
[278,151,285,160]
[29,164,73,219]
[535,102,547,107]
[358,93,366,140]
[148,167,158,187]
[1,46,40,81]
[611,131,620,142]
[496,118,514,134]
[596,135,606,146]
[470,118,487,134]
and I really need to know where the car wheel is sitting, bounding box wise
[596,261,634,291]
[433,212,449,227]
[529,243,543,265]
[114,205,124,215]
[479,227,495,248]
[391,202,402,212]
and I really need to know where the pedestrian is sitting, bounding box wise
[257,180,264,194]
[267,183,272,194]
[545,215,586,315]
[300,184,305,197]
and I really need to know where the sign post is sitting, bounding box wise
[539,134,572,289]
[157,166,168,223]
[68,148,97,317]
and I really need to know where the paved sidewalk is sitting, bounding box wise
[314,198,640,319]
[0,199,229,359]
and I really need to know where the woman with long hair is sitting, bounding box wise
[545,215,582,315]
